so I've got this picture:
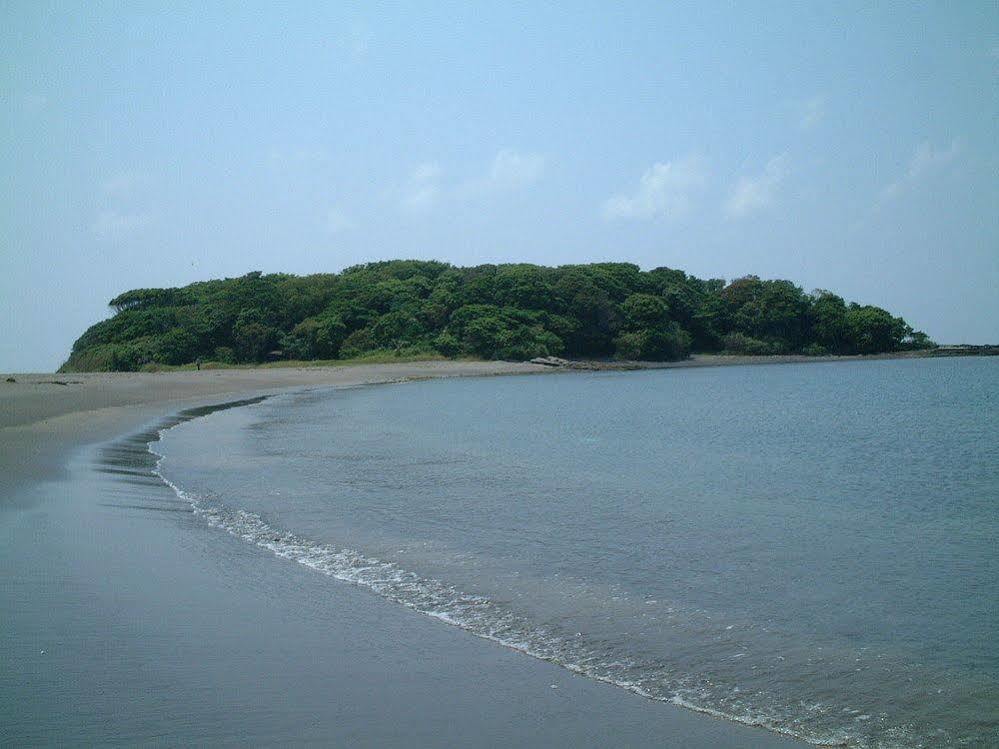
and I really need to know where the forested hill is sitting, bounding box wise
[61,260,933,371]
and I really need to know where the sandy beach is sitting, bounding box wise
[0,361,550,495]
[1,359,815,747]
[0,352,927,496]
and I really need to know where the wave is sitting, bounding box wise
[116,396,926,749]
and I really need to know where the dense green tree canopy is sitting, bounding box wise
[61,260,933,371]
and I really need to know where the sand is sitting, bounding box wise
[0,361,550,496]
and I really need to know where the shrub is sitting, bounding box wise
[722,332,782,355]
[433,332,461,358]
[340,327,376,358]
[284,315,347,359]
[614,324,690,361]
[213,346,236,364]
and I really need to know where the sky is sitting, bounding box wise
[2,1,997,372]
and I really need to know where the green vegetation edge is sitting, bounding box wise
[61,260,934,372]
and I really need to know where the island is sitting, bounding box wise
[61,260,935,372]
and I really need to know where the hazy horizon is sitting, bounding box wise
[3,2,997,372]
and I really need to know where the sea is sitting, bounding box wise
[150,358,998,748]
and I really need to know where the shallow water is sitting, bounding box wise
[154,358,998,747]
[2,399,804,748]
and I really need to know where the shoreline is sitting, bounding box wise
[0,359,812,747]
[0,352,975,497]
[0,360,549,497]
[0,349,957,430]
[6,354,991,745]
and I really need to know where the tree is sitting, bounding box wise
[621,293,671,330]
[614,323,690,360]
[60,259,929,371]
[809,291,849,353]
[845,305,910,354]
[157,328,199,365]
[284,314,347,359]
[233,309,279,362]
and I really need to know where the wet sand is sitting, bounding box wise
[0,361,550,497]
[1,360,807,747]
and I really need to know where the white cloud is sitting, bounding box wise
[725,154,789,219]
[798,96,825,129]
[91,210,153,240]
[879,139,962,201]
[400,162,443,213]
[601,156,707,221]
[455,149,547,199]
[400,150,545,213]
[487,149,545,188]
[906,139,962,180]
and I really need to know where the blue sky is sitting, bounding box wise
[2,1,997,371]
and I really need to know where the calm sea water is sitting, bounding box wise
[156,358,998,748]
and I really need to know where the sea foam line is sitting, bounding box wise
[146,416,862,749]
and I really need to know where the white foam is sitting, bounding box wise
[145,423,904,749]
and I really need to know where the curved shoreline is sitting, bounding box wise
[141,394,824,747]
[0,360,551,498]
[0,353,979,501]
[1,361,811,748]
[5,357,988,745]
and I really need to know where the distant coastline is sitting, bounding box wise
[527,346,997,372]
[921,344,999,357]
[6,349,998,426]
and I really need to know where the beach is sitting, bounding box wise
[1,359,809,748]
[0,352,933,497]
[0,361,549,494]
